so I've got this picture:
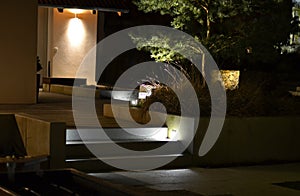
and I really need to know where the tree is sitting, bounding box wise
[238,0,292,69]
[133,0,247,87]
[133,0,292,71]
[133,0,251,71]
[290,2,300,44]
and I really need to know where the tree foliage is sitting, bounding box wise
[133,0,292,69]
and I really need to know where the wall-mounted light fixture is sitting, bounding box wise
[117,12,122,17]
[67,9,86,15]
[57,8,97,16]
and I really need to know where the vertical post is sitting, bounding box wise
[95,12,105,85]
[49,122,66,169]
[47,8,54,78]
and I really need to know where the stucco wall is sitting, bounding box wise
[0,0,37,104]
[52,9,97,85]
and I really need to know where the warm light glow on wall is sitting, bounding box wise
[68,17,85,46]
[66,9,86,14]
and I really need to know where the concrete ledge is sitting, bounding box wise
[196,117,300,166]
[43,83,50,92]
[104,104,300,166]
[103,104,195,153]
[50,84,64,94]
[72,86,101,98]
[47,84,101,98]
[15,113,66,169]
[42,77,86,87]
[103,104,170,127]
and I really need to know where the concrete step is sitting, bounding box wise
[65,127,192,172]
[66,140,184,159]
[66,127,169,142]
[100,89,138,101]
[65,153,193,172]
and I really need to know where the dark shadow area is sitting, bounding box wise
[0,114,27,158]
[273,181,300,191]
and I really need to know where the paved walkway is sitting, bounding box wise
[2,91,300,195]
[0,91,116,127]
[0,92,75,124]
[90,163,300,196]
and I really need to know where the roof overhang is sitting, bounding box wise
[38,0,130,13]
